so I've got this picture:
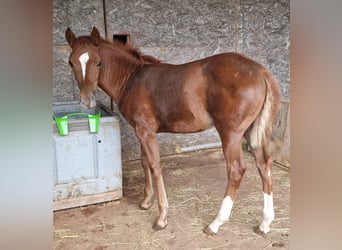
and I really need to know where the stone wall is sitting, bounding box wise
[53,0,290,163]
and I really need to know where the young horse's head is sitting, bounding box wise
[65,27,102,108]
[65,27,161,108]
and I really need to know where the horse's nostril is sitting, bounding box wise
[80,96,87,104]
[80,96,91,108]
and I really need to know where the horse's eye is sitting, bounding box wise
[96,61,102,67]
[69,61,73,68]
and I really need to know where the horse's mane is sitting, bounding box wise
[73,33,161,66]
[100,38,161,65]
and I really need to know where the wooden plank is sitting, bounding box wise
[271,100,290,167]
[53,190,122,211]
[272,100,289,140]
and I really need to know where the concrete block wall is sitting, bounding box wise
[53,0,290,163]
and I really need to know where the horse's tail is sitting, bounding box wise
[248,68,280,149]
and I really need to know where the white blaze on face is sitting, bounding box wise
[79,52,89,80]
[208,196,234,234]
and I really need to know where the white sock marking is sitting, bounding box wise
[79,52,89,80]
[259,192,274,234]
[208,196,233,234]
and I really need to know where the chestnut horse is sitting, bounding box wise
[65,27,280,235]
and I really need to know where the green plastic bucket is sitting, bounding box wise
[53,112,101,136]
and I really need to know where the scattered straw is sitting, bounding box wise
[54,228,88,240]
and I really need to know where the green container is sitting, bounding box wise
[53,112,101,136]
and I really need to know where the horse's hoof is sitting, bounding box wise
[253,226,267,237]
[152,220,167,230]
[204,225,217,236]
[139,201,152,210]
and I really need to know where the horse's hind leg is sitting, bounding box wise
[139,145,154,210]
[205,131,247,235]
[248,140,275,235]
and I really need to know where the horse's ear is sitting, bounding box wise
[90,27,101,46]
[65,27,76,48]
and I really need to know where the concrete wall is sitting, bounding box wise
[53,0,290,163]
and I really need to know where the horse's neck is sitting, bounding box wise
[98,45,140,104]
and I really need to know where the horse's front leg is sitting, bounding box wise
[139,145,154,210]
[135,125,168,230]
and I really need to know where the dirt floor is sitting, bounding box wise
[53,148,290,250]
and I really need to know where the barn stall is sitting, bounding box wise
[53,0,290,249]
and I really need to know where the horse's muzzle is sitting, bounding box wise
[80,94,96,108]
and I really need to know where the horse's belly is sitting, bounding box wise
[159,111,214,133]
